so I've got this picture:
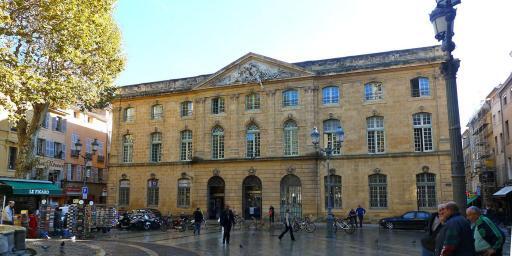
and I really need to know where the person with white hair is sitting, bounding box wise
[435,201,475,256]
[1,201,15,225]
[466,206,504,256]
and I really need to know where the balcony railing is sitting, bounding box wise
[97,155,105,163]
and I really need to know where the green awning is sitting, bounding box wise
[0,180,62,196]
[467,195,479,205]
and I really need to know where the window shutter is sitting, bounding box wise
[76,165,82,181]
[44,113,50,128]
[61,144,66,160]
[51,117,57,130]
[45,140,51,156]
[62,119,67,132]
[411,78,419,97]
[67,164,72,181]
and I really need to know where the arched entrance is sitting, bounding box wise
[280,174,302,221]
[207,176,225,219]
[242,176,262,219]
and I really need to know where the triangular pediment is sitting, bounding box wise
[194,53,313,89]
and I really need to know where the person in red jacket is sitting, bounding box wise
[28,213,38,238]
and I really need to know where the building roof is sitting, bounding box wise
[118,45,446,98]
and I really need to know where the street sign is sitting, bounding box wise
[82,186,88,200]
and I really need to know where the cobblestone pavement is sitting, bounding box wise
[27,224,511,256]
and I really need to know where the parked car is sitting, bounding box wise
[379,211,431,230]
[128,209,163,230]
[132,208,162,218]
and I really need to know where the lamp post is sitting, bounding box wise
[311,126,344,238]
[75,138,99,199]
[429,0,466,213]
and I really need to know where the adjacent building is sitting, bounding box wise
[107,45,455,221]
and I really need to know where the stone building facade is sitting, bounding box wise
[107,46,455,221]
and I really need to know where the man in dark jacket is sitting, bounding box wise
[435,201,475,256]
[421,204,445,256]
[220,205,235,245]
[193,208,204,236]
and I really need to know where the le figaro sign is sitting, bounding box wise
[28,189,50,195]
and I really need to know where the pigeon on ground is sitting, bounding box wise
[239,244,243,248]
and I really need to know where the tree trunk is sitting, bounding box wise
[14,103,49,178]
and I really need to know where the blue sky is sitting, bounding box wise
[114,0,512,125]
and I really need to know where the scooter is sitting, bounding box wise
[118,213,131,230]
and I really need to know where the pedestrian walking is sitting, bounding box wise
[193,207,203,235]
[348,208,357,225]
[278,209,295,241]
[1,201,15,225]
[434,201,475,256]
[421,203,445,256]
[220,204,235,245]
[269,206,275,225]
[466,206,504,256]
[53,206,63,237]
[355,205,366,228]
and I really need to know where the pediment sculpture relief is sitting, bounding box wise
[213,60,302,86]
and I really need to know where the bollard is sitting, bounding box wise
[13,228,26,250]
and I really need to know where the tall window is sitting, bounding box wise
[411,77,430,97]
[367,116,385,153]
[150,132,162,162]
[177,178,191,208]
[119,179,130,206]
[180,130,193,161]
[324,175,342,209]
[147,179,159,207]
[322,86,339,105]
[413,113,433,152]
[180,101,193,117]
[416,173,436,208]
[246,124,261,158]
[151,104,163,120]
[283,89,299,107]
[284,120,299,156]
[123,107,134,122]
[211,97,225,114]
[245,93,260,110]
[369,174,387,208]
[212,126,224,159]
[323,119,342,155]
[122,135,133,163]
[364,82,383,101]
[8,147,17,170]
[37,138,46,156]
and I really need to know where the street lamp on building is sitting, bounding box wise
[75,138,99,197]
[311,126,344,238]
[429,0,466,212]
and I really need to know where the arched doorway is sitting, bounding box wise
[242,176,262,219]
[207,176,225,219]
[280,174,302,221]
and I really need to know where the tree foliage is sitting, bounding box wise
[0,0,125,177]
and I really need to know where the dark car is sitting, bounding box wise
[133,208,162,218]
[379,211,431,230]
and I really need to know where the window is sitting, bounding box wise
[413,113,433,152]
[416,173,436,208]
[53,142,62,158]
[177,179,190,208]
[367,116,385,153]
[323,119,342,155]
[211,97,225,114]
[246,124,261,158]
[54,116,65,132]
[212,126,224,159]
[151,104,163,120]
[322,86,339,105]
[506,121,510,143]
[283,89,299,107]
[403,212,415,219]
[181,101,193,117]
[324,175,342,209]
[504,96,508,105]
[369,174,387,208]
[122,135,133,163]
[284,120,299,156]
[245,93,260,110]
[147,179,159,207]
[411,77,430,97]
[8,147,17,170]
[41,113,50,128]
[37,138,46,156]
[364,82,383,101]
[87,116,93,123]
[180,130,193,161]
[150,132,162,162]
[124,107,134,122]
[119,179,130,206]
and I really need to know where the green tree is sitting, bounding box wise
[0,0,125,178]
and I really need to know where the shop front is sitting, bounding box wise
[0,178,63,214]
[492,185,512,225]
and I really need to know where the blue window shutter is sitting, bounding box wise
[62,144,66,160]
[45,140,51,156]
[51,117,57,130]
[62,119,67,132]
[66,164,72,181]
[45,113,50,128]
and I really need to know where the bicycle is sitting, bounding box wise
[247,216,265,230]
[234,214,244,230]
[333,216,355,234]
[292,216,316,233]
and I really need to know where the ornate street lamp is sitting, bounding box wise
[429,0,466,213]
[75,138,99,195]
[311,126,344,238]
